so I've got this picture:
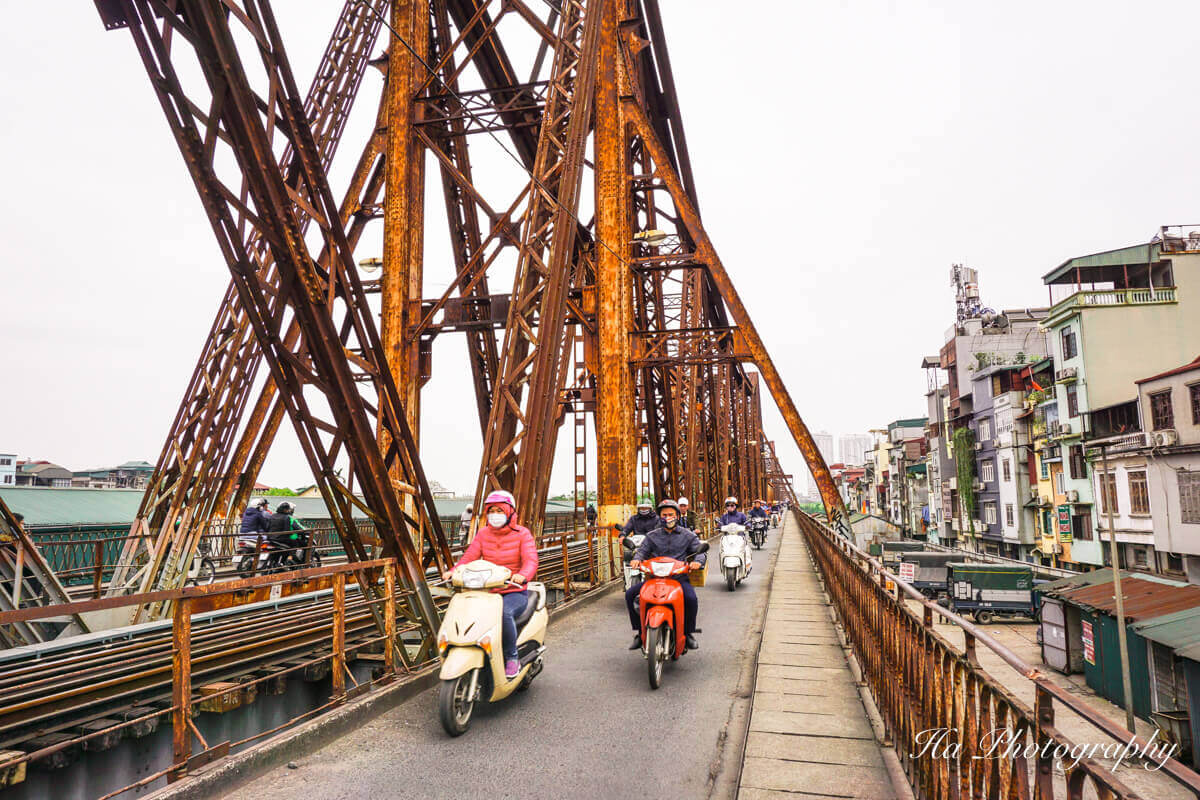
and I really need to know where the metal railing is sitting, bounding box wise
[1051,287,1177,316]
[796,510,1200,800]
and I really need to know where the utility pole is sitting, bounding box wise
[1101,444,1136,733]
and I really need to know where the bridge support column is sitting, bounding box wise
[594,0,636,577]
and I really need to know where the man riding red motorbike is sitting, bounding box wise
[626,499,705,651]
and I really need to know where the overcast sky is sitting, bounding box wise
[4,1,1200,501]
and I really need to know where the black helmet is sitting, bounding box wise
[656,498,680,516]
[276,501,295,515]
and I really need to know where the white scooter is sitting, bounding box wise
[621,533,647,591]
[436,560,548,736]
[719,523,752,591]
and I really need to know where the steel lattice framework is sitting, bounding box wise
[93,0,847,638]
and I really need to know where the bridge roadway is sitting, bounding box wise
[219,527,785,800]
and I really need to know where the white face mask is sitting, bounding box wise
[487,512,508,529]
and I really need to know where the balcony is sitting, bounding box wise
[1049,286,1176,318]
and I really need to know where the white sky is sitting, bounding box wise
[4,1,1200,501]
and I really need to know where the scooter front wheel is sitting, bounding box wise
[726,566,737,592]
[646,625,667,690]
[438,671,477,736]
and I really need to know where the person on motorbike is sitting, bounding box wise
[719,496,748,527]
[626,499,705,651]
[443,490,537,679]
[619,499,659,563]
[265,501,307,561]
[749,501,768,522]
[239,497,271,549]
[677,497,698,532]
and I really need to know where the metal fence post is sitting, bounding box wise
[332,572,346,699]
[561,534,570,598]
[92,539,104,599]
[170,597,192,781]
[384,562,396,676]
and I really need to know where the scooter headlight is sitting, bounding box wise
[649,561,673,578]
[462,567,492,589]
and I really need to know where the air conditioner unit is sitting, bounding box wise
[1038,496,1052,508]
[1067,490,1080,503]
[1050,542,1063,554]
[974,442,983,451]
[972,479,984,491]
[948,477,957,489]
[1060,423,1072,435]
[1153,430,1180,447]
[1055,367,1078,382]
[1029,488,1040,501]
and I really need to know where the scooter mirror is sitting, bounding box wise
[621,538,637,551]
[694,541,710,553]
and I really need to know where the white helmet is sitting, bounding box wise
[677,497,689,506]
[724,496,738,506]
[252,497,269,509]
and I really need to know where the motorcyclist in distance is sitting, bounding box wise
[239,497,271,550]
[627,499,705,651]
[621,499,659,538]
[749,501,769,521]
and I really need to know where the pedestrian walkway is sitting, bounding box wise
[738,519,899,800]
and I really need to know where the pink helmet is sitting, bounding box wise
[483,489,516,514]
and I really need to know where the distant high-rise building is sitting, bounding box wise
[814,431,835,466]
[838,434,872,467]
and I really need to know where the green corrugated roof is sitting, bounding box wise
[1131,606,1200,652]
[1042,242,1159,285]
[888,418,928,431]
[1039,567,1185,597]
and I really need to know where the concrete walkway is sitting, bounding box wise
[738,520,898,800]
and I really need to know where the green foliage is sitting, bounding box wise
[798,502,824,515]
[263,487,298,496]
[952,426,977,532]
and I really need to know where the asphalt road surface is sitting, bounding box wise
[221,528,782,800]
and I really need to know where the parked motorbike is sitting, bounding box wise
[621,533,647,591]
[718,523,752,591]
[184,539,216,587]
[437,560,548,735]
[635,541,709,690]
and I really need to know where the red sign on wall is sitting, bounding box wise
[1081,620,1095,665]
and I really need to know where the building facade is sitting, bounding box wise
[0,454,15,487]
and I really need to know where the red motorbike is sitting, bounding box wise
[636,542,708,689]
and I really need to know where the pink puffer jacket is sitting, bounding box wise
[453,523,538,594]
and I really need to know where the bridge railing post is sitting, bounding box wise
[332,572,346,700]
[170,597,192,782]
[384,562,396,677]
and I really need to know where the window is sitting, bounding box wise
[1180,471,1200,524]
[1069,445,1088,481]
[1066,384,1080,418]
[981,460,995,483]
[1166,552,1184,573]
[1099,471,1119,515]
[979,418,992,441]
[1129,471,1149,515]
[1040,459,1049,480]
[0,458,11,466]
[1054,471,1066,494]
[984,502,998,525]
[1002,459,1012,482]
[1005,504,1015,526]
[1061,327,1078,360]
[1,475,10,485]
[1073,509,1093,541]
[1190,384,1200,425]
[1133,548,1149,568]
[1151,390,1174,431]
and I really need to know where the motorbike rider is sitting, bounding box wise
[626,499,705,651]
[719,496,748,527]
[239,497,271,549]
[619,499,659,562]
[749,501,769,522]
[677,497,698,532]
[442,490,537,679]
[265,501,307,560]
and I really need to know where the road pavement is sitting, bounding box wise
[220,527,781,800]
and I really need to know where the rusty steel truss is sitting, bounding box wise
[92,0,845,632]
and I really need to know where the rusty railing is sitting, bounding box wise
[795,511,1200,800]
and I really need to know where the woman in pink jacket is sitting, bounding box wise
[444,490,538,677]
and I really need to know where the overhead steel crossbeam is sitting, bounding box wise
[97,0,449,645]
[101,0,390,604]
